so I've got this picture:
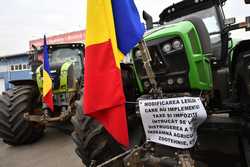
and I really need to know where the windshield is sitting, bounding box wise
[163,7,221,34]
[49,48,83,79]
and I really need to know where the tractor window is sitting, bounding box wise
[49,48,83,79]
[163,7,221,34]
[203,16,220,34]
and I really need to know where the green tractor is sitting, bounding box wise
[72,0,250,166]
[0,43,84,145]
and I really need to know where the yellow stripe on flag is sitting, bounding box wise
[85,0,124,69]
[43,70,52,96]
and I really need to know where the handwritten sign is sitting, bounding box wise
[139,97,207,149]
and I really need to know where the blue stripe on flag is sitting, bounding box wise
[43,35,51,74]
[112,0,145,55]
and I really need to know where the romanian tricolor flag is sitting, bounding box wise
[43,36,54,112]
[84,0,145,147]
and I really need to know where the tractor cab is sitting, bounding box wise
[159,0,250,64]
[49,45,84,81]
[34,43,84,94]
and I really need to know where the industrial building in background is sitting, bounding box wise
[0,30,85,94]
[0,53,31,92]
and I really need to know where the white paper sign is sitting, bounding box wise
[139,97,207,149]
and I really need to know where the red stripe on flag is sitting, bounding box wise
[84,40,129,147]
[43,89,54,112]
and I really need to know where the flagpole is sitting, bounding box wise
[138,40,158,90]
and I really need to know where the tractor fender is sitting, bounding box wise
[9,79,37,87]
[231,39,250,78]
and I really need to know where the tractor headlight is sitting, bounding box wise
[143,81,150,89]
[162,43,172,53]
[167,78,174,85]
[172,39,183,50]
[135,50,143,59]
[177,77,184,85]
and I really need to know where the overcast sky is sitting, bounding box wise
[0,0,250,56]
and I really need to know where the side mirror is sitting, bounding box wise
[143,11,153,30]
[245,0,250,4]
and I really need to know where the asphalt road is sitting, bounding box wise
[0,128,83,167]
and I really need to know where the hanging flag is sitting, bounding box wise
[43,35,54,112]
[84,0,145,147]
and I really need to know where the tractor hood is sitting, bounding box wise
[143,21,194,41]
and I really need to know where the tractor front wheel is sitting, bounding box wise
[71,100,124,166]
[0,85,44,145]
[234,51,250,111]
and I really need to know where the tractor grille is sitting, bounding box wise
[133,37,189,92]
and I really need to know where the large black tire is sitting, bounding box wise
[0,85,44,145]
[71,100,124,166]
[234,51,250,111]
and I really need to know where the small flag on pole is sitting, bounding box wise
[43,35,54,112]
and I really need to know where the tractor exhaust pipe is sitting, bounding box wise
[143,11,153,30]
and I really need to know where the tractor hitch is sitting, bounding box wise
[90,143,195,167]
[23,108,72,124]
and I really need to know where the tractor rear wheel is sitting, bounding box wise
[0,85,44,145]
[234,51,250,111]
[71,100,124,166]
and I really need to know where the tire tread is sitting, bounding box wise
[0,85,44,145]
